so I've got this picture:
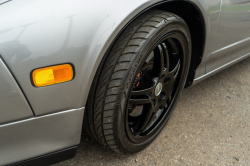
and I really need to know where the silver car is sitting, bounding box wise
[1,0,250,165]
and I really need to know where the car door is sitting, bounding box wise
[206,0,250,72]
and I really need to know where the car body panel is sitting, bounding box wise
[194,0,250,83]
[0,57,33,124]
[206,0,250,73]
[0,0,213,116]
[193,49,250,83]
[193,0,221,78]
[0,107,84,165]
[0,0,250,165]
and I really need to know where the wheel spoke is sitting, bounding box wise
[137,108,155,132]
[162,83,171,103]
[170,60,180,80]
[157,45,165,73]
[131,86,154,96]
[130,98,151,104]
[161,43,170,70]
[168,94,172,103]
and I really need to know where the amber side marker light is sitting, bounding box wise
[32,64,73,87]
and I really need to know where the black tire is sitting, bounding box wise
[84,9,191,153]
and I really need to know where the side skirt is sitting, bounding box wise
[193,52,250,85]
[8,146,77,166]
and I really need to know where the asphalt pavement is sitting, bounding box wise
[54,57,250,166]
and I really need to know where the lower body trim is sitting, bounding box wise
[193,52,250,85]
[0,107,84,165]
[8,146,77,166]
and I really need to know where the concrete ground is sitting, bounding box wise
[54,58,250,166]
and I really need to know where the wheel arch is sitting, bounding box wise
[86,0,207,106]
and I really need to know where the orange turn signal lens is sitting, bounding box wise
[32,64,73,87]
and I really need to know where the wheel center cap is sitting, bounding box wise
[155,82,162,96]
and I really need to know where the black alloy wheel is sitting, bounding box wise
[84,10,191,153]
[127,37,183,142]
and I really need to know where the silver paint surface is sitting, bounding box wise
[193,0,222,78]
[194,0,250,83]
[0,0,217,116]
[206,0,250,73]
[0,57,33,124]
[0,0,250,164]
[0,107,84,165]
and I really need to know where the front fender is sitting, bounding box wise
[0,0,209,116]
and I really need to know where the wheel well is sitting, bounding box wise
[154,1,206,87]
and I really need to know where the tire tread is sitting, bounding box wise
[84,9,186,153]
